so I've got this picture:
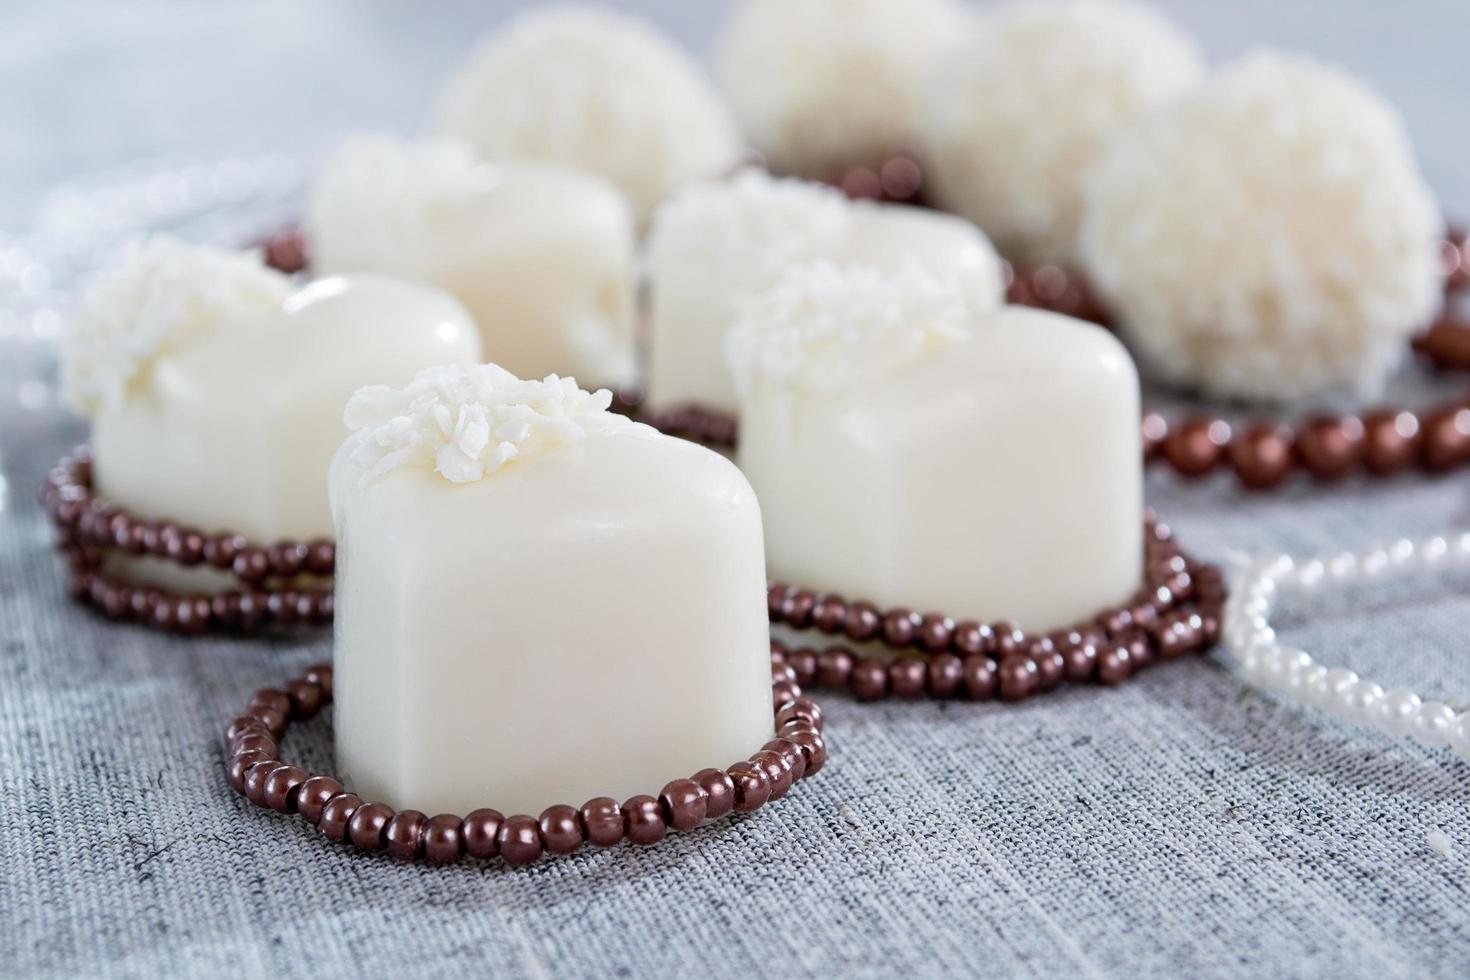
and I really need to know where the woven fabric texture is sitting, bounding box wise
[3,404,1470,979]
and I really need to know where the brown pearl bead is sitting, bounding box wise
[998,656,1039,701]
[844,601,882,642]
[422,813,464,863]
[621,795,667,845]
[762,739,807,782]
[296,776,343,824]
[927,653,964,698]
[227,750,272,794]
[811,594,847,633]
[1294,415,1364,480]
[849,657,889,701]
[787,648,818,686]
[816,647,855,687]
[1121,633,1154,672]
[497,815,545,865]
[771,662,798,687]
[771,678,802,708]
[1097,646,1132,685]
[785,729,827,777]
[727,761,771,812]
[780,589,816,628]
[918,614,954,652]
[319,793,365,843]
[1361,409,1421,474]
[537,805,584,855]
[232,548,270,583]
[962,656,997,700]
[347,802,393,851]
[224,714,268,747]
[692,768,736,820]
[1032,650,1066,691]
[888,658,927,699]
[461,808,505,860]
[659,778,709,831]
[776,696,823,731]
[1063,641,1098,682]
[306,538,335,576]
[242,760,281,806]
[385,809,428,860]
[248,706,287,739]
[230,731,277,759]
[750,749,795,801]
[261,765,307,813]
[249,688,292,717]
[951,620,994,657]
[580,797,625,847]
[882,609,920,647]
[284,680,323,720]
[1421,406,1470,472]
[203,534,244,570]
[1164,417,1230,477]
[1230,423,1294,490]
[303,663,333,699]
[992,622,1026,658]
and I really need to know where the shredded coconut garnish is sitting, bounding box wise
[726,261,970,397]
[62,236,291,416]
[305,135,498,278]
[343,363,651,484]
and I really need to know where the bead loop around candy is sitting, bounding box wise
[40,448,333,632]
[226,662,827,866]
[1222,533,1470,755]
[768,516,1224,702]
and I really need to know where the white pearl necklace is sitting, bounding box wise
[1223,532,1470,756]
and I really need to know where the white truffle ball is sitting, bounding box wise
[714,0,972,179]
[1079,52,1445,403]
[434,4,741,220]
[923,0,1202,262]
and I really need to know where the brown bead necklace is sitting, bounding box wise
[41,448,335,631]
[767,515,1223,703]
[225,661,827,866]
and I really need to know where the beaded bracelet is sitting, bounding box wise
[767,515,1218,654]
[768,518,1223,703]
[225,662,827,866]
[41,449,333,631]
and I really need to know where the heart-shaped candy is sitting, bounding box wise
[646,170,1005,415]
[730,264,1142,633]
[67,239,482,548]
[306,136,637,390]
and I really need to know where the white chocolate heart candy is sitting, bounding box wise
[306,136,637,389]
[646,169,1004,415]
[67,240,483,548]
[329,365,773,817]
[730,264,1142,633]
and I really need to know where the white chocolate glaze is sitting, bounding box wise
[307,136,638,389]
[330,414,773,817]
[737,304,1143,633]
[92,274,482,544]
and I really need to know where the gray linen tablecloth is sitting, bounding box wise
[3,2,1470,977]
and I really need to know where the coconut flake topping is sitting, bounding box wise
[62,236,291,416]
[343,363,651,484]
[726,261,970,397]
